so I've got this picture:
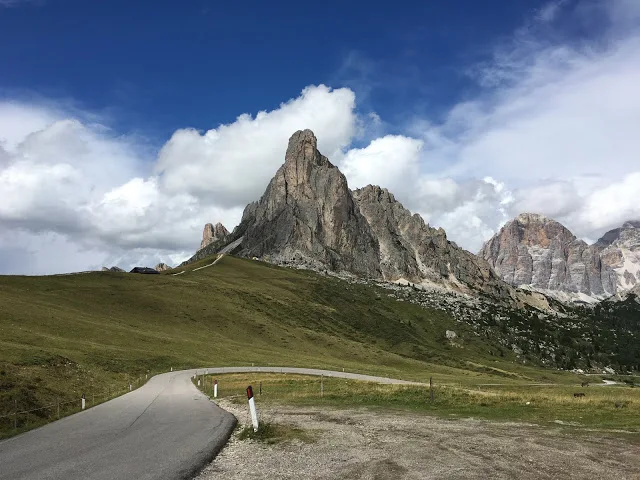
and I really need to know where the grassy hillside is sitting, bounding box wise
[0,255,607,437]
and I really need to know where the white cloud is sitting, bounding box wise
[339,135,423,195]
[156,85,356,207]
[0,102,59,151]
[0,85,359,273]
[572,172,640,234]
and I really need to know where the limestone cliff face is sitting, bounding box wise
[352,185,511,298]
[183,130,515,301]
[237,130,381,277]
[201,222,230,250]
[480,213,617,298]
[594,221,640,290]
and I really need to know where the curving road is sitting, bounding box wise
[0,367,420,480]
[199,366,424,385]
[0,369,235,480]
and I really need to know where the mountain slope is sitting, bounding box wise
[480,213,617,301]
[1,255,562,438]
[352,185,511,299]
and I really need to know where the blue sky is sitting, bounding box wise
[0,0,639,274]
[1,0,554,142]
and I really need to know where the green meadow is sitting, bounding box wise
[1,255,635,437]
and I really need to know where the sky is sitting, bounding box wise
[1,0,639,274]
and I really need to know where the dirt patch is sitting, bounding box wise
[197,399,640,479]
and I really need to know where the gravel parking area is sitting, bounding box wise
[197,399,640,480]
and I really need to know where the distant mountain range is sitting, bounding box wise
[480,214,640,303]
[182,129,639,307]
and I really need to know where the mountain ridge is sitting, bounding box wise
[594,220,640,291]
[481,213,640,302]
[185,130,517,302]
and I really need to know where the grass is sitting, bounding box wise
[0,254,617,437]
[203,373,640,433]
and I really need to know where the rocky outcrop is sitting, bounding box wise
[101,266,125,272]
[594,221,640,290]
[236,129,381,277]
[178,222,232,267]
[201,222,230,250]
[155,263,170,272]
[609,283,640,303]
[353,185,511,298]
[480,213,617,299]
[196,130,512,300]
[181,130,518,301]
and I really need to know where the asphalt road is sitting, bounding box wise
[0,369,236,480]
[0,367,421,480]
[197,366,424,385]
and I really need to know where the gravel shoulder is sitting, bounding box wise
[198,398,640,480]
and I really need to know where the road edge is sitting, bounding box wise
[180,403,237,480]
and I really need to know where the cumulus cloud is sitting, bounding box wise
[0,86,359,273]
[339,135,423,195]
[156,85,356,207]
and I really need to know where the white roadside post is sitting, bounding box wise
[214,379,218,398]
[246,386,259,432]
[81,393,86,411]
[129,384,132,392]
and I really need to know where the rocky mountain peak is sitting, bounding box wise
[183,130,517,302]
[514,212,552,225]
[595,220,640,290]
[282,129,332,187]
[356,185,399,205]
[201,222,230,250]
[237,130,381,277]
[623,220,640,229]
[481,213,617,300]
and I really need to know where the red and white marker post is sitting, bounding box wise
[81,393,86,410]
[246,385,259,432]
[214,379,218,398]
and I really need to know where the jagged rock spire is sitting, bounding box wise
[201,222,230,250]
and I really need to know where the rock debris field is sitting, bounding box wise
[197,399,640,480]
